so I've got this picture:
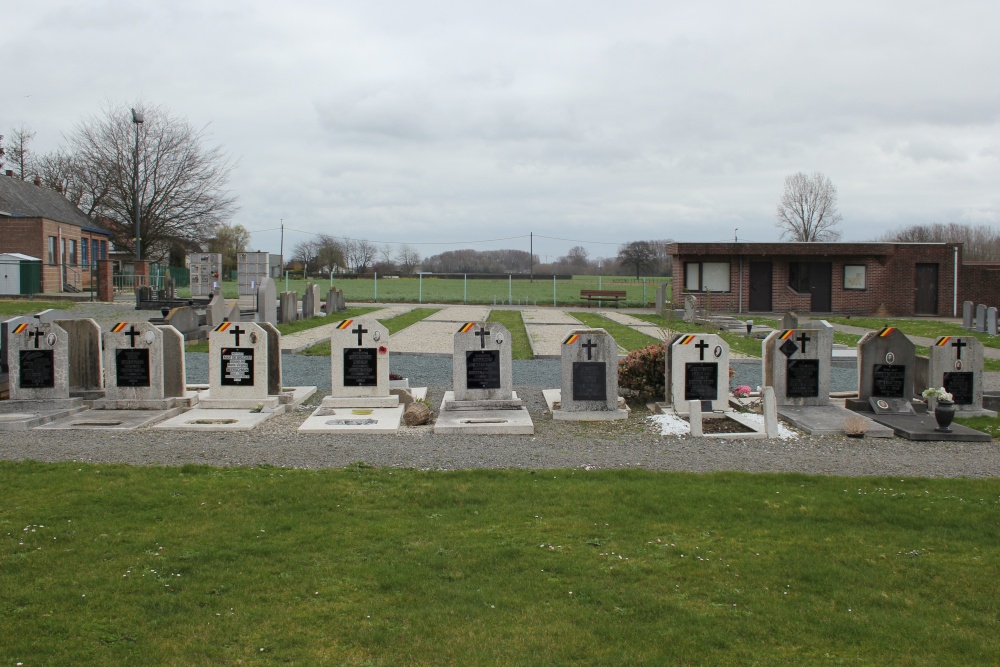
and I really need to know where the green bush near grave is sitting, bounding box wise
[2,462,999,664]
[617,343,666,400]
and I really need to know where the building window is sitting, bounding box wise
[81,240,89,266]
[48,237,57,264]
[92,240,100,263]
[68,240,78,265]
[685,261,730,292]
[843,264,866,290]
[100,240,107,259]
[788,262,810,293]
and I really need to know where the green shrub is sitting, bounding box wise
[617,343,665,400]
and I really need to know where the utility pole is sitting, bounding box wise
[279,219,284,272]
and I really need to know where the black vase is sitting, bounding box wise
[934,400,956,432]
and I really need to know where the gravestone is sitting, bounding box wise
[0,321,85,428]
[35,309,72,323]
[95,322,189,408]
[226,300,241,323]
[976,304,987,332]
[165,306,202,336]
[206,292,227,327]
[325,288,346,313]
[302,283,321,318]
[256,277,278,324]
[202,321,282,408]
[548,328,627,420]
[655,283,667,313]
[683,294,697,322]
[279,291,298,324]
[963,301,974,329]
[926,336,994,417]
[780,311,802,329]
[54,318,103,399]
[435,322,533,434]
[300,318,424,433]
[989,307,998,336]
[1,315,35,374]
[666,333,730,414]
[763,326,892,437]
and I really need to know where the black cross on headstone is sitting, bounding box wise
[124,325,141,348]
[475,326,490,349]
[27,327,42,349]
[352,323,368,346]
[952,338,967,360]
[796,331,811,354]
[582,338,597,360]
[695,339,709,360]
[229,325,246,346]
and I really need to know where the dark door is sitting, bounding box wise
[915,263,939,314]
[748,262,772,311]
[809,262,832,312]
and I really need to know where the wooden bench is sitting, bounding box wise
[579,289,628,308]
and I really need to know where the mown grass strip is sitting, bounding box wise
[2,462,999,665]
[0,300,73,316]
[825,316,1000,349]
[568,312,662,352]
[631,313,764,357]
[486,309,533,359]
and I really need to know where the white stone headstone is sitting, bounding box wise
[328,318,393,402]
[667,333,730,414]
[927,335,988,415]
[100,322,186,403]
[7,321,69,400]
[452,322,513,402]
[208,322,275,403]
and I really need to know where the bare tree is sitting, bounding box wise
[0,133,5,171]
[343,237,378,273]
[5,126,35,180]
[396,244,421,275]
[878,222,1000,261]
[377,243,395,273]
[68,101,237,261]
[35,148,86,205]
[616,241,658,279]
[776,172,843,241]
[316,234,345,273]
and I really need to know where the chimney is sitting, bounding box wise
[4,170,12,177]
[33,175,42,186]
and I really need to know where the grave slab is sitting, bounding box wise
[777,404,893,437]
[298,405,406,434]
[0,398,86,430]
[152,408,279,431]
[867,412,991,442]
[542,389,630,420]
[35,407,186,430]
[434,391,534,435]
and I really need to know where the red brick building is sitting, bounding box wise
[0,171,111,293]
[666,242,961,316]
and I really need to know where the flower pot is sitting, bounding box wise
[934,400,956,432]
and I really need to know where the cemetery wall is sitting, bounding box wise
[668,242,958,316]
[958,262,1000,307]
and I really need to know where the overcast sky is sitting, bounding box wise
[6,1,1000,263]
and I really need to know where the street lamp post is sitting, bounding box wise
[131,108,144,261]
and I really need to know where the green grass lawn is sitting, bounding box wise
[2,462,998,665]
[0,300,72,316]
[631,313,765,357]
[176,276,670,308]
[570,312,662,351]
[486,310,533,360]
[186,307,378,353]
[825,316,999,348]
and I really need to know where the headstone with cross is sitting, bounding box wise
[762,327,832,407]
[451,321,515,403]
[666,333,730,414]
[94,322,189,408]
[552,328,627,420]
[847,327,916,413]
[7,321,71,401]
[205,321,282,406]
[325,318,396,405]
[926,335,992,416]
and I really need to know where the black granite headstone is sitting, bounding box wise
[115,348,151,387]
[786,359,819,398]
[18,350,54,389]
[572,362,607,402]
[466,350,501,390]
[872,364,906,398]
[343,348,378,387]
[221,348,255,386]
[684,362,718,401]
[943,371,974,405]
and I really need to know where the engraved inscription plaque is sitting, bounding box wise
[221,348,255,386]
[465,350,501,390]
[943,371,974,405]
[872,364,905,397]
[684,362,718,401]
[786,359,819,398]
[19,350,54,389]
[115,348,151,387]
[343,348,377,387]
[572,361,607,402]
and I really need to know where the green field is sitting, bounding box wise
[2,462,998,665]
[178,276,670,308]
